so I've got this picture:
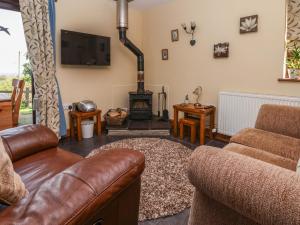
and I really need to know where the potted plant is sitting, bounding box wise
[287,43,300,79]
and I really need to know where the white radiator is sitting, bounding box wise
[218,91,300,136]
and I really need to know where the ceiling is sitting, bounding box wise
[130,0,174,10]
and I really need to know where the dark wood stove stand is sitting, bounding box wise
[129,91,153,120]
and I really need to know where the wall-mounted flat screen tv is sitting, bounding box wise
[61,30,110,66]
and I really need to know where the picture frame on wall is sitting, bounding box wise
[162,49,169,60]
[240,15,258,34]
[214,43,229,58]
[171,29,179,42]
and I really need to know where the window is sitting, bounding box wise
[0,8,33,124]
[283,0,300,81]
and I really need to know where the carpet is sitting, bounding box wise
[87,138,194,221]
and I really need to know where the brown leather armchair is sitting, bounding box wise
[0,125,145,225]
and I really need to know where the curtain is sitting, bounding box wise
[20,0,60,136]
[48,0,67,137]
[287,0,300,49]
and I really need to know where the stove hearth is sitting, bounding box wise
[129,91,153,120]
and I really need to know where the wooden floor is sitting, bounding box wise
[59,135,226,225]
[59,135,226,157]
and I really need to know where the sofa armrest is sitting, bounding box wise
[0,125,58,162]
[188,146,300,225]
[0,149,145,225]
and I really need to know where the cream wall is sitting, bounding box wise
[142,0,300,120]
[56,0,143,126]
[56,0,300,129]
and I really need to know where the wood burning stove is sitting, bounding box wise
[114,0,153,120]
[129,91,153,120]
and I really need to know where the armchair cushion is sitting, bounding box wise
[230,128,300,161]
[255,104,300,139]
[224,143,297,171]
[0,138,27,205]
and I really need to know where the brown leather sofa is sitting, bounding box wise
[0,125,145,225]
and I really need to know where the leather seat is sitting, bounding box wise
[0,125,145,225]
[14,148,82,192]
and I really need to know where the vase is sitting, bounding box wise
[287,68,300,79]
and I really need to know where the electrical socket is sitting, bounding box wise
[63,103,72,111]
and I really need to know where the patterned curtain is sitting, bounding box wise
[287,0,300,49]
[48,0,67,137]
[20,0,60,136]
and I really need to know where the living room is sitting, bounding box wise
[0,0,299,225]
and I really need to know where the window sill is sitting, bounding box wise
[278,78,300,83]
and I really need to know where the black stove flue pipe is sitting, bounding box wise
[119,27,145,93]
[115,0,144,93]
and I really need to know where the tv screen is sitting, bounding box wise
[61,30,110,66]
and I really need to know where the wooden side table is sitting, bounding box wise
[173,104,216,145]
[179,118,199,144]
[69,110,102,141]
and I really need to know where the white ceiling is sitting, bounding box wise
[130,0,174,10]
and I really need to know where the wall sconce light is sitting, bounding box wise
[181,22,197,46]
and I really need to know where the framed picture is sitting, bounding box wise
[162,49,168,60]
[171,29,179,42]
[240,15,258,34]
[214,43,229,58]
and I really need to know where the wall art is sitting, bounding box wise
[171,29,179,42]
[240,15,258,34]
[214,43,229,58]
[162,49,169,60]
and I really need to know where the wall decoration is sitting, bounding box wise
[171,29,179,42]
[240,15,258,34]
[162,49,169,60]
[214,43,229,58]
[181,22,197,46]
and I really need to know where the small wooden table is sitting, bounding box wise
[173,104,216,145]
[0,98,12,131]
[69,110,102,141]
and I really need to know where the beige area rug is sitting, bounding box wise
[87,138,194,221]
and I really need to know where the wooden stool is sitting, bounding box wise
[179,118,199,144]
[69,110,102,141]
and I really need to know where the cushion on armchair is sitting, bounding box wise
[0,138,27,205]
[224,143,297,171]
[230,128,300,161]
[255,104,300,139]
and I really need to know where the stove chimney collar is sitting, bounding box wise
[114,0,134,29]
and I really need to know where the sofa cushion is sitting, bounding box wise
[230,128,300,161]
[13,148,82,193]
[0,125,59,162]
[0,138,27,205]
[224,143,297,171]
